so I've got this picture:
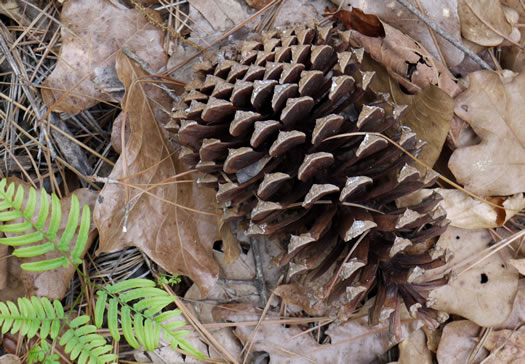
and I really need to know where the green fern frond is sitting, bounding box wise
[95,278,204,359]
[0,296,117,364]
[0,178,90,271]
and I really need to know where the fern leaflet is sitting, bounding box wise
[0,179,90,271]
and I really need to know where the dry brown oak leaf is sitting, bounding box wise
[94,52,220,296]
[348,22,461,97]
[449,70,525,196]
[213,304,421,364]
[41,0,167,114]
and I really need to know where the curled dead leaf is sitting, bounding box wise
[349,22,461,97]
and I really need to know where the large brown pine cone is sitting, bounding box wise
[171,22,449,328]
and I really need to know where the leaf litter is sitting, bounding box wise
[1,0,525,363]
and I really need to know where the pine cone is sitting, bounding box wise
[171,23,449,328]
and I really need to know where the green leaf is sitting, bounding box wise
[70,315,90,328]
[23,187,37,220]
[120,287,168,302]
[105,278,156,294]
[0,221,33,233]
[108,298,120,341]
[94,292,107,329]
[59,194,79,251]
[0,231,44,246]
[121,305,139,349]
[48,194,61,239]
[21,257,67,272]
[13,242,55,258]
[36,188,49,229]
[72,205,90,263]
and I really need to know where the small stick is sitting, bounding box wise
[394,0,493,71]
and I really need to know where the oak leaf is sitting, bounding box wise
[213,304,421,364]
[449,70,525,196]
[425,227,519,327]
[94,52,220,295]
[437,320,488,364]
[41,0,167,114]
[483,326,525,363]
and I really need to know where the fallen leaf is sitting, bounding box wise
[349,22,461,97]
[397,189,525,228]
[437,189,525,228]
[449,70,525,196]
[0,256,25,304]
[509,259,525,275]
[483,327,525,363]
[213,304,422,364]
[331,0,465,67]
[328,7,385,37]
[245,0,273,10]
[41,0,167,114]
[496,279,525,329]
[394,329,433,364]
[0,355,21,364]
[221,222,241,264]
[94,52,220,296]
[425,227,519,327]
[436,320,488,364]
[366,58,454,169]
[188,0,245,32]
[458,0,518,46]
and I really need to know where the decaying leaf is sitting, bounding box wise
[220,222,240,264]
[213,304,422,364]
[367,58,454,169]
[449,70,525,196]
[436,320,488,364]
[41,0,167,114]
[496,279,525,329]
[426,227,519,327]
[399,189,525,229]
[188,0,245,32]
[0,355,21,364]
[0,256,25,303]
[331,0,464,67]
[458,0,519,46]
[349,22,461,97]
[393,329,433,364]
[483,326,525,363]
[94,52,220,295]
